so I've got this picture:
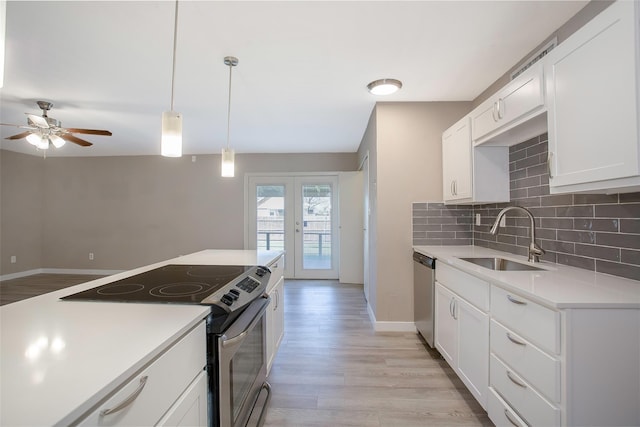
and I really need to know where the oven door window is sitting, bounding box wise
[230,316,264,422]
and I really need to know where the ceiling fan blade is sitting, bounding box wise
[5,131,33,140]
[65,128,112,136]
[63,134,93,147]
[26,114,50,128]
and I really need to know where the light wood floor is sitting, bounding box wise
[264,280,492,427]
[0,273,105,306]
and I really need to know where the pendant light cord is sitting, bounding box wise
[226,62,233,150]
[170,0,179,111]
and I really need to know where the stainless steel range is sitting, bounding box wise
[61,264,272,427]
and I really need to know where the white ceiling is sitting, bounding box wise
[0,1,587,157]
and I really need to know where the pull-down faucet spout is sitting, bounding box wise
[490,206,545,263]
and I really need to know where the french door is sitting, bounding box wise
[247,175,339,279]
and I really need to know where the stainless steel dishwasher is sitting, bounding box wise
[413,251,435,348]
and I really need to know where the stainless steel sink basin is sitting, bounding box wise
[459,257,544,271]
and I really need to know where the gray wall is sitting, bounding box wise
[358,102,472,323]
[0,150,44,274]
[1,150,357,274]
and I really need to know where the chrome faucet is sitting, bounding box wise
[490,206,545,263]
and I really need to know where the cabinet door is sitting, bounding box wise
[435,283,457,367]
[545,0,639,189]
[457,298,489,409]
[442,116,472,202]
[157,371,208,427]
[273,276,285,351]
[472,63,544,143]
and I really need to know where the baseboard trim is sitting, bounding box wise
[1,268,123,281]
[365,303,417,332]
[374,321,417,333]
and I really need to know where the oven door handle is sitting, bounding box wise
[221,295,270,348]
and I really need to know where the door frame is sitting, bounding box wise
[244,172,340,279]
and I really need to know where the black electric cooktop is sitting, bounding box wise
[60,264,259,305]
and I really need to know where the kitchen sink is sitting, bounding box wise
[459,257,544,271]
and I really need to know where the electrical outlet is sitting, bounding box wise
[10,255,16,264]
[475,213,481,226]
[89,252,94,261]
[500,215,506,227]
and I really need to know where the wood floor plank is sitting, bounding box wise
[264,280,491,426]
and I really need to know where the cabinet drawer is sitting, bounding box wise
[491,354,560,427]
[436,263,490,311]
[79,322,206,426]
[491,319,560,403]
[491,286,560,354]
[267,255,284,292]
[487,387,528,427]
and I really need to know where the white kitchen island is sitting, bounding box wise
[0,249,283,426]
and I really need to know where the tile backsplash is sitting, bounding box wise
[412,133,640,281]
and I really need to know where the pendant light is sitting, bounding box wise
[161,0,182,157]
[221,56,238,177]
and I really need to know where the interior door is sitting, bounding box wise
[247,175,339,279]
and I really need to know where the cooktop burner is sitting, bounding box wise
[61,264,258,305]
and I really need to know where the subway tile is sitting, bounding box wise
[442,224,472,232]
[526,163,548,178]
[620,192,640,203]
[457,216,473,224]
[536,228,557,240]
[412,202,428,209]
[540,239,575,254]
[538,133,549,143]
[557,230,596,244]
[412,217,428,225]
[412,231,427,238]
[513,175,541,189]
[426,231,455,239]
[595,203,640,219]
[596,232,640,250]
[541,218,573,230]
[621,249,640,265]
[557,253,595,271]
[526,142,547,157]
[527,207,557,218]
[556,205,594,217]
[575,244,620,262]
[412,209,428,217]
[527,185,549,198]
[510,168,527,181]
[515,155,544,171]
[540,174,549,185]
[509,147,528,162]
[573,194,618,205]
[497,234,517,245]
[540,194,573,207]
[510,188,528,200]
[516,135,540,151]
[516,197,541,208]
[413,224,444,232]
[442,238,472,246]
[573,218,619,232]
[620,219,640,234]
[541,251,557,263]
[596,260,640,281]
[413,238,430,246]
[455,232,473,239]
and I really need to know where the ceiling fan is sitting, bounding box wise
[0,101,112,150]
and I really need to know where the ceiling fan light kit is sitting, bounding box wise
[161,0,183,158]
[1,100,112,150]
[221,56,238,178]
[367,78,402,95]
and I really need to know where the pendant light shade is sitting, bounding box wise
[161,0,182,157]
[161,111,182,157]
[221,147,235,177]
[50,134,66,148]
[221,56,238,178]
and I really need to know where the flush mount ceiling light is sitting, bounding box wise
[221,56,238,178]
[367,78,403,95]
[161,0,182,158]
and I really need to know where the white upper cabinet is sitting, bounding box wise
[545,0,640,194]
[442,116,473,202]
[442,116,510,205]
[471,62,547,146]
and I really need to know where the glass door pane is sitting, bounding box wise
[256,185,285,252]
[301,184,332,270]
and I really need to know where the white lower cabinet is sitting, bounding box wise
[436,265,640,426]
[78,321,207,426]
[157,371,208,427]
[435,263,489,409]
[266,255,285,374]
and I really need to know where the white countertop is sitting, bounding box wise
[0,249,284,426]
[414,245,640,309]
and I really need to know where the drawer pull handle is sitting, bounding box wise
[506,370,528,389]
[100,375,148,416]
[504,408,522,427]
[507,295,527,305]
[506,333,527,346]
